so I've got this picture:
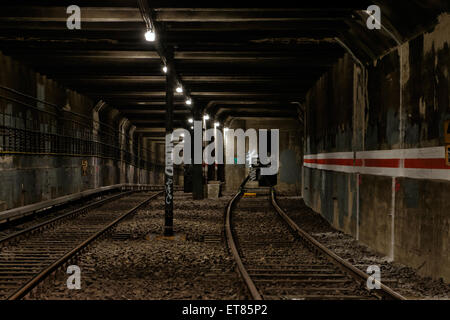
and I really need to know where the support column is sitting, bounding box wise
[184,122,194,193]
[192,106,204,199]
[164,49,174,236]
[137,133,142,184]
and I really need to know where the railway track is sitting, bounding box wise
[0,190,127,241]
[225,183,406,300]
[0,191,162,300]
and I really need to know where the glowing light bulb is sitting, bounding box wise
[188,118,193,123]
[214,122,220,127]
[162,66,167,73]
[203,114,209,120]
[176,86,183,93]
[144,30,155,42]
[186,98,192,105]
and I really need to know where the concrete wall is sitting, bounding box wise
[304,53,357,235]
[0,52,154,210]
[303,15,450,281]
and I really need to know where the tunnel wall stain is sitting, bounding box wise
[304,15,450,281]
[0,52,162,211]
[304,53,356,236]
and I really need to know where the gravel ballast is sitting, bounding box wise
[31,192,242,300]
[27,192,449,300]
[277,196,450,300]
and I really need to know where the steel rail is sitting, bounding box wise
[224,175,262,300]
[270,188,406,300]
[0,191,134,247]
[7,191,162,300]
[0,184,167,223]
[0,184,127,222]
[225,190,262,300]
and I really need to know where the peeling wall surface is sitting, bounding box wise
[303,15,450,281]
[0,52,165,210]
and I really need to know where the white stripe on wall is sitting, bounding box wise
[304,146,450,181]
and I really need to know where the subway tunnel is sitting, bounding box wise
[0,1,449,305]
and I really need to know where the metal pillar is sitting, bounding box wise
[192,106,204,200]
[164,49,174,236]
[184,124,194,193]
[137,133,142,184]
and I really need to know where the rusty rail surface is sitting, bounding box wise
[225,189,263,300]
[224,175,262,300]
[270,188,406,300]
[0,191,134,247]
[6,191,162,300]
[225,177,406,300]
[0,183,169,223]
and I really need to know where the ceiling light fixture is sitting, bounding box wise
[144,29,156,42]
[176,86,183,93]
[162,66,168,73]
[186,98,192,105]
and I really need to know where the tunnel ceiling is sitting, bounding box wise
[0,1,448,137]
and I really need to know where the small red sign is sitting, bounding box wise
[395,180,401,192]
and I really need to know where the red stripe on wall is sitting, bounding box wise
[304,157,449,170]
[304,159,355,166]
[303,158,400,168]
[404,158,448,169]
[363,159,400,168]
[316,159,355,166]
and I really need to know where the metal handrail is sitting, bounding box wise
[0,86,154,165]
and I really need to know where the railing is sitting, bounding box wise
[0,86,153,170]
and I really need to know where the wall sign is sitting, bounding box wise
[81,160,88,176]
